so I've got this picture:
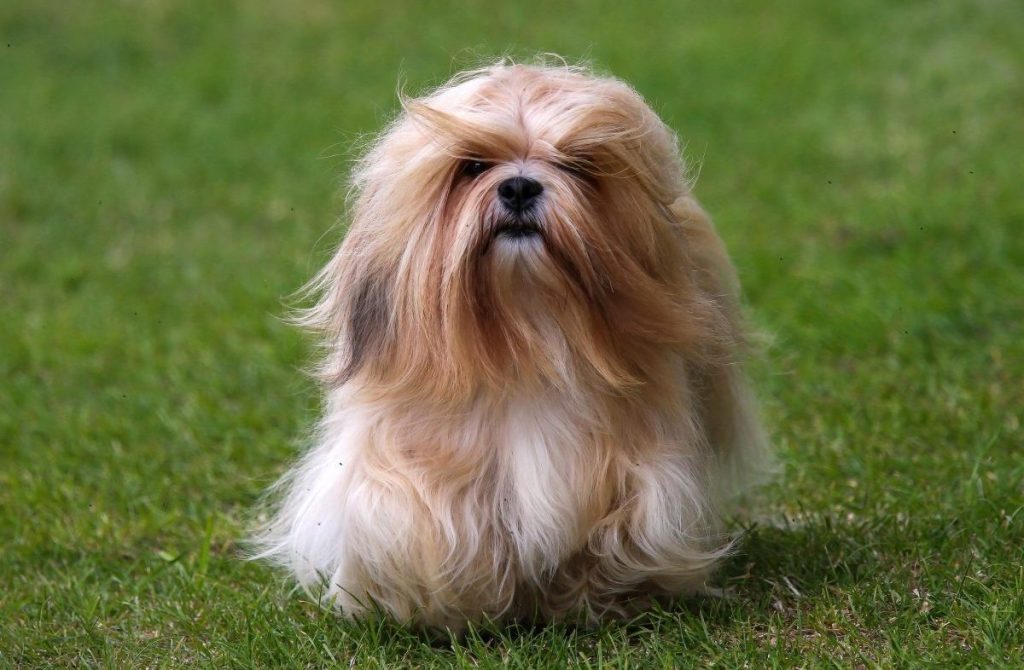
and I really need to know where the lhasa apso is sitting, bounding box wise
[256,62,767,630]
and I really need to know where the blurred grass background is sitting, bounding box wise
[2,0,1022,666]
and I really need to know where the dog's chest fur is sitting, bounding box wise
[394,389,617,558]
[333,387,705,618]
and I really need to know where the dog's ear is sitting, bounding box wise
[297,249,394,386]
[670,194,772,493]
[669,194,741,311]
[339,271,392,382]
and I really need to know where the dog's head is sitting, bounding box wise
[307,64,729,398]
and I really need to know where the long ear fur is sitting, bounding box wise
[294,233,394,387]
[671,194,773,498]
[337,271,392,382]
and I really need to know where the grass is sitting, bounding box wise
[2,0,1022,666]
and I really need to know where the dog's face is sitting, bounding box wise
[312,65,722,397]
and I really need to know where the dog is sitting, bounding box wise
[255,62,767,631]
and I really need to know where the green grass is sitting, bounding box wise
[2,0,1022,666]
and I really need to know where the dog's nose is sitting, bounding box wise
[497,177,543,212]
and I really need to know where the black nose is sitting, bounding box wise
[497,176,543,212]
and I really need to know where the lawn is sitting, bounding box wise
[2,0,1022,667]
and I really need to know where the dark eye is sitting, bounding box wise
[461,160,492,178]
[556,158,596,182]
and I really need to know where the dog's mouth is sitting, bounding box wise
[493,218,542,240]
[480,215,545,257]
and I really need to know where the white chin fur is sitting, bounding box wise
[492,232,544,256]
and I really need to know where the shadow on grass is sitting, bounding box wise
[715,514,877,605]
[241,513,910,665]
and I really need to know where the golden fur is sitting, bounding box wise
[254,62,767,631]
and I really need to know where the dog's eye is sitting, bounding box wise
[461,160,492,178]
[556,158,596,181]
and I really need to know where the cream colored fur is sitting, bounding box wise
[254,62,768,631]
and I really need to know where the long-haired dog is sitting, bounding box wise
[255,62,767,631]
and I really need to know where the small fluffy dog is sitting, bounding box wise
[256,62,767,630]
